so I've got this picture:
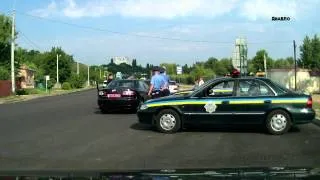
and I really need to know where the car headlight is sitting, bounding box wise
[140,104,148,110]
[98,91,104,96]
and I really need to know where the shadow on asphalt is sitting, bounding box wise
[130,123,301,134]
[94,108,137,115]
[130,123,154,131]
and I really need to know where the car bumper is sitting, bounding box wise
[98,97,139,110]
[292,108,316,124]
[137,110,155,125]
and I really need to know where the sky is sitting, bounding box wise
[1,0,320,66]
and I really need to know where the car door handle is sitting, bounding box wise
[264,100,271,104]
[222,100,229,104]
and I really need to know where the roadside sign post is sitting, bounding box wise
[45,75,50,93]
[176,66,182,83]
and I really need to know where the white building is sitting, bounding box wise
[113,56,131,65]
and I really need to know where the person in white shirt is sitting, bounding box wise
[198,77,204,86]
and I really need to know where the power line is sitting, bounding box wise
[17,11,228,43]
[16,28,41,50]
[16,11,296,45]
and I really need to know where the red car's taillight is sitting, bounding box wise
[307,97,312,108]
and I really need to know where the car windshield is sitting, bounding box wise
[107,80,135,89]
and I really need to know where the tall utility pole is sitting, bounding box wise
[238,44,242,77]
[87,65,90,87]
[11,10,15,93]
[264,52,267,78]
[56,54,60,84]
[77,62,79,75]
[293,40,297,91]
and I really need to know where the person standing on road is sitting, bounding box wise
[160,67,170,96]
[194,79,200,90]
[148,67,166,99]
[106,74,114,85]
[198,77,204,86]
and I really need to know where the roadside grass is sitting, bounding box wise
[0,86,94,104]
[179,84,194,91]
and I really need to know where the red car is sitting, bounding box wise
[97,79,149,113]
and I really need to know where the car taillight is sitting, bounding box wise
[122,89,136,96]
[307,97,312,108]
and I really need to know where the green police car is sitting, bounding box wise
[137,77,315,135]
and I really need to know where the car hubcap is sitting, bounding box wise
[270,114,287,132]
[160,114,176,131]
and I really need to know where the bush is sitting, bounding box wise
[47,79,56,90]
[16,89,28,95]
[25,88,44,94]
[69,74,85,89]
[62,82,72,90]
[0,66,10,80]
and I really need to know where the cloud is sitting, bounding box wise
[239,0,320,21]
[30,0,57,17]
[30,0,318,21]
[30,0,239,19]
[240,0,297,21]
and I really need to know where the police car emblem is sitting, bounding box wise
[204,101,217,113]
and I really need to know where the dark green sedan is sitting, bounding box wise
[137,77,315,135]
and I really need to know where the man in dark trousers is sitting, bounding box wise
[148,67,166,99]
[160,67,170,96]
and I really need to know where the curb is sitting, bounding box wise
[313,118,320,127]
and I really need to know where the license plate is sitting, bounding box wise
[107,94,121,98]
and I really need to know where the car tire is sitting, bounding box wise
[266,110,291,135]
[155,109,181,133]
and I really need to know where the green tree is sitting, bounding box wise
[132,59,137,67]
[190,64,215,80]
[299,36,313,68]
[0,14,18,73]
[68,73,84,88]
[182,64,192,74]
[39,47,73,83]
[220,58,234,72]
[311,35,320,70]
[204,57,232,76]
[0,66,9,80]
[251,49,274,72]
[247,59,255,74]
[160,63,177,75]
[273,57,294,68]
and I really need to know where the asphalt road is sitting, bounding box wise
[0,89,320,170]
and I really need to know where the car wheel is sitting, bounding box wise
[266,110,291,135]
[156,109,181,133]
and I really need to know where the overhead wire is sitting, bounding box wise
[17,29,42,50]
[15,11,296,45]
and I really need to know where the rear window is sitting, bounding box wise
[266,79,292,95]
[169,81,176,85]
[107,80,135,89]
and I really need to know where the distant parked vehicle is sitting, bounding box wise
[169,81,179,94]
